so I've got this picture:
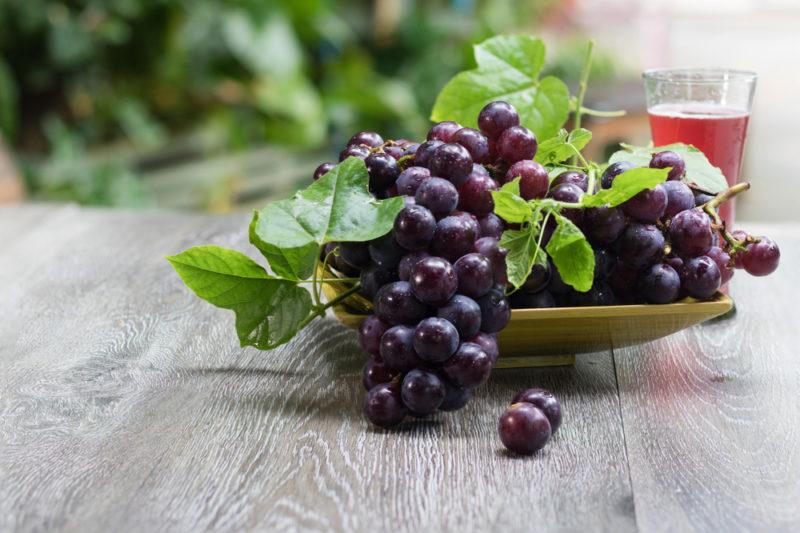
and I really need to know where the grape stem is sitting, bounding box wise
[702,181,751,249]
[296,283,363,331]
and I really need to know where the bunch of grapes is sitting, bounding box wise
[505,150,781,309]
[313,100,781,428]
[312,102,541,427]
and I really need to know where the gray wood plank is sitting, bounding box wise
[614,224,800,532]
[0,207,634,533]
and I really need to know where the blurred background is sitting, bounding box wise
[0,0,797,220]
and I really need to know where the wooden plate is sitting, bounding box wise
[320,269,733,368]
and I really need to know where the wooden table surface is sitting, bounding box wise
[1,204,798,533]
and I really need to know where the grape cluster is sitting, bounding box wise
[508,150,781,309]
[313,100,781,428]
[314,102,542,427]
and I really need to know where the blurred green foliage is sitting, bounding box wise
[0,0,616,206]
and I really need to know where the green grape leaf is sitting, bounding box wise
[609,142,728,193]
[250,157,404,278]
[581,167,669,208]
[492,189,532,224]
[431,35,570,140]
[167,246,312,350]
[499,208,545,290]
[535,128,592,165]
[500,176,521,196]
[249,209,319,280]
[545,214,595,292]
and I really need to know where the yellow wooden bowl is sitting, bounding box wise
[320,268,733,368]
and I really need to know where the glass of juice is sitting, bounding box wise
[643,68,756,225]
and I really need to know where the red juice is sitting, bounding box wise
[648,103,750,224]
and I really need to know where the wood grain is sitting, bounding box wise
[614,224,800,531]
[1,207,798,532]
[0,206,634,533]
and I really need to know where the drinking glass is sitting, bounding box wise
[643,68,756,224]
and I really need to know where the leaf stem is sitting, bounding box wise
[571,39,595,165]
[586,167,597,195]
[311,254,321,307]
[296,283,363,331]
[579,106,626,118]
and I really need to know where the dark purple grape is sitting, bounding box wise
[339,145,371,162]
[551,171,588,192]
[366,152,400,192]
[348,131,384,148]
[359,315,389,355]
[618,223,665,268]
[403,143,420,157]
[396,166,431,196]
[547,260,571,295]
[362,357,395,390]
[478,101,520,139]
[431,215,478,262]
[669,209,713,257]
[415,177,459,218]
[512,388,562,434]
[594,248,615,279]
[374,281,429,326]
[569,282,617,306]
[497,126,537,164]
[741,237,780,276]
[509,290,556,309]
[409,256,458,306]
[401,369,445,415]
[730,230,750,270]
[441,342,492,389]
[452,127,490,164]
[638,263,681,304]
[450,210,480,235]
[661,180,695,219]
[339,241,371,269]
[364,383,407,428]
[457,173,498,216]
[439,381,472,411]
[693,191,716,206]
[601,161,634,189]
[474,237,508,285]
[413,317,460,363]
[584,206,625,245]
[383,145,405,160]
[398,251,430,281]
[547,183,584,226]
[453,253,494,299]
[502,161,546,195]
[666,255,684,272]
[414,140,443,168]
[478,213,505,239]
[359,265,399,300]
[522,262,550,293]
[622,184,667,222]
[704,246,734,284]
[472,163,490,176]
[468,332,499,364]
[498,403,551,455]
[394,205,436,251]
[650,150,686,181]
[379,325,423,373]
[428,143,473,187]
[680,256,721,298]
[427,121,462,143]
[476,285,511,333]
[368,232,405,268]
[313,162,335,181]
[438,294,482,339]
[609,262,640,302]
